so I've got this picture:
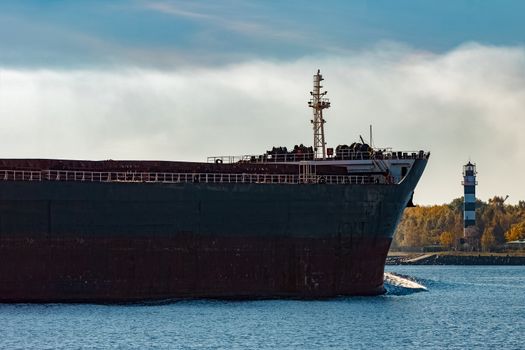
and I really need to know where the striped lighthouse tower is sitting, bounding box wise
[462,161,477,234]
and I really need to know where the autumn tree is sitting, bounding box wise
[393,197,525,251]
[439,231,455,248]
[505,221,525,241]
[481,226,497,252]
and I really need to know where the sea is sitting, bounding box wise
[0,266,523,350]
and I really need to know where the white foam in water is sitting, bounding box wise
[384,272,427,295]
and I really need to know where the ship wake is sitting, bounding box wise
[384,272,428,295]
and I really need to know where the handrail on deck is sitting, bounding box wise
[0,170,387,185]
[208,150,430,164]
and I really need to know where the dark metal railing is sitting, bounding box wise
[208,150,430,164]
[0,170,386,185]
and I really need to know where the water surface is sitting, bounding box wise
[0,266,523,349]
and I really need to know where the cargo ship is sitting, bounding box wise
[0,71,428,302]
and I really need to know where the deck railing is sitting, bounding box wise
[0,170,383,185]
[208,150,429,164]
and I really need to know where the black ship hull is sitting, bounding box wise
[0,159,426,302]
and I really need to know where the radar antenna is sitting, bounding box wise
[308,69,330,160]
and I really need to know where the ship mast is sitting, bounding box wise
[308,70,330,160]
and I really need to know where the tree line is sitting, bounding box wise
[393,197,525,251]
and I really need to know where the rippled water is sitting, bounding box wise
[1,266,524,349]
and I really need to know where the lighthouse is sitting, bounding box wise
[462,162,477,235]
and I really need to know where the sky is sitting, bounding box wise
[0,0,524,205]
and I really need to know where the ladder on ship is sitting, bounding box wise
[299,161,316,183]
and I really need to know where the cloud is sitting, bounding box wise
[144,2,212,20]
[0,43,524,204]
[142,1,306,42]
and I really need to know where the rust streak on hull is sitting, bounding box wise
[0,235,391,302]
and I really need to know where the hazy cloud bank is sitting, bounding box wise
[0,43,524,204]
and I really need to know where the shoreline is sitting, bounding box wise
[386,252,525,265]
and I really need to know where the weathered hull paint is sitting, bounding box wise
[0,159,426,302]
[0,235,390,302]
